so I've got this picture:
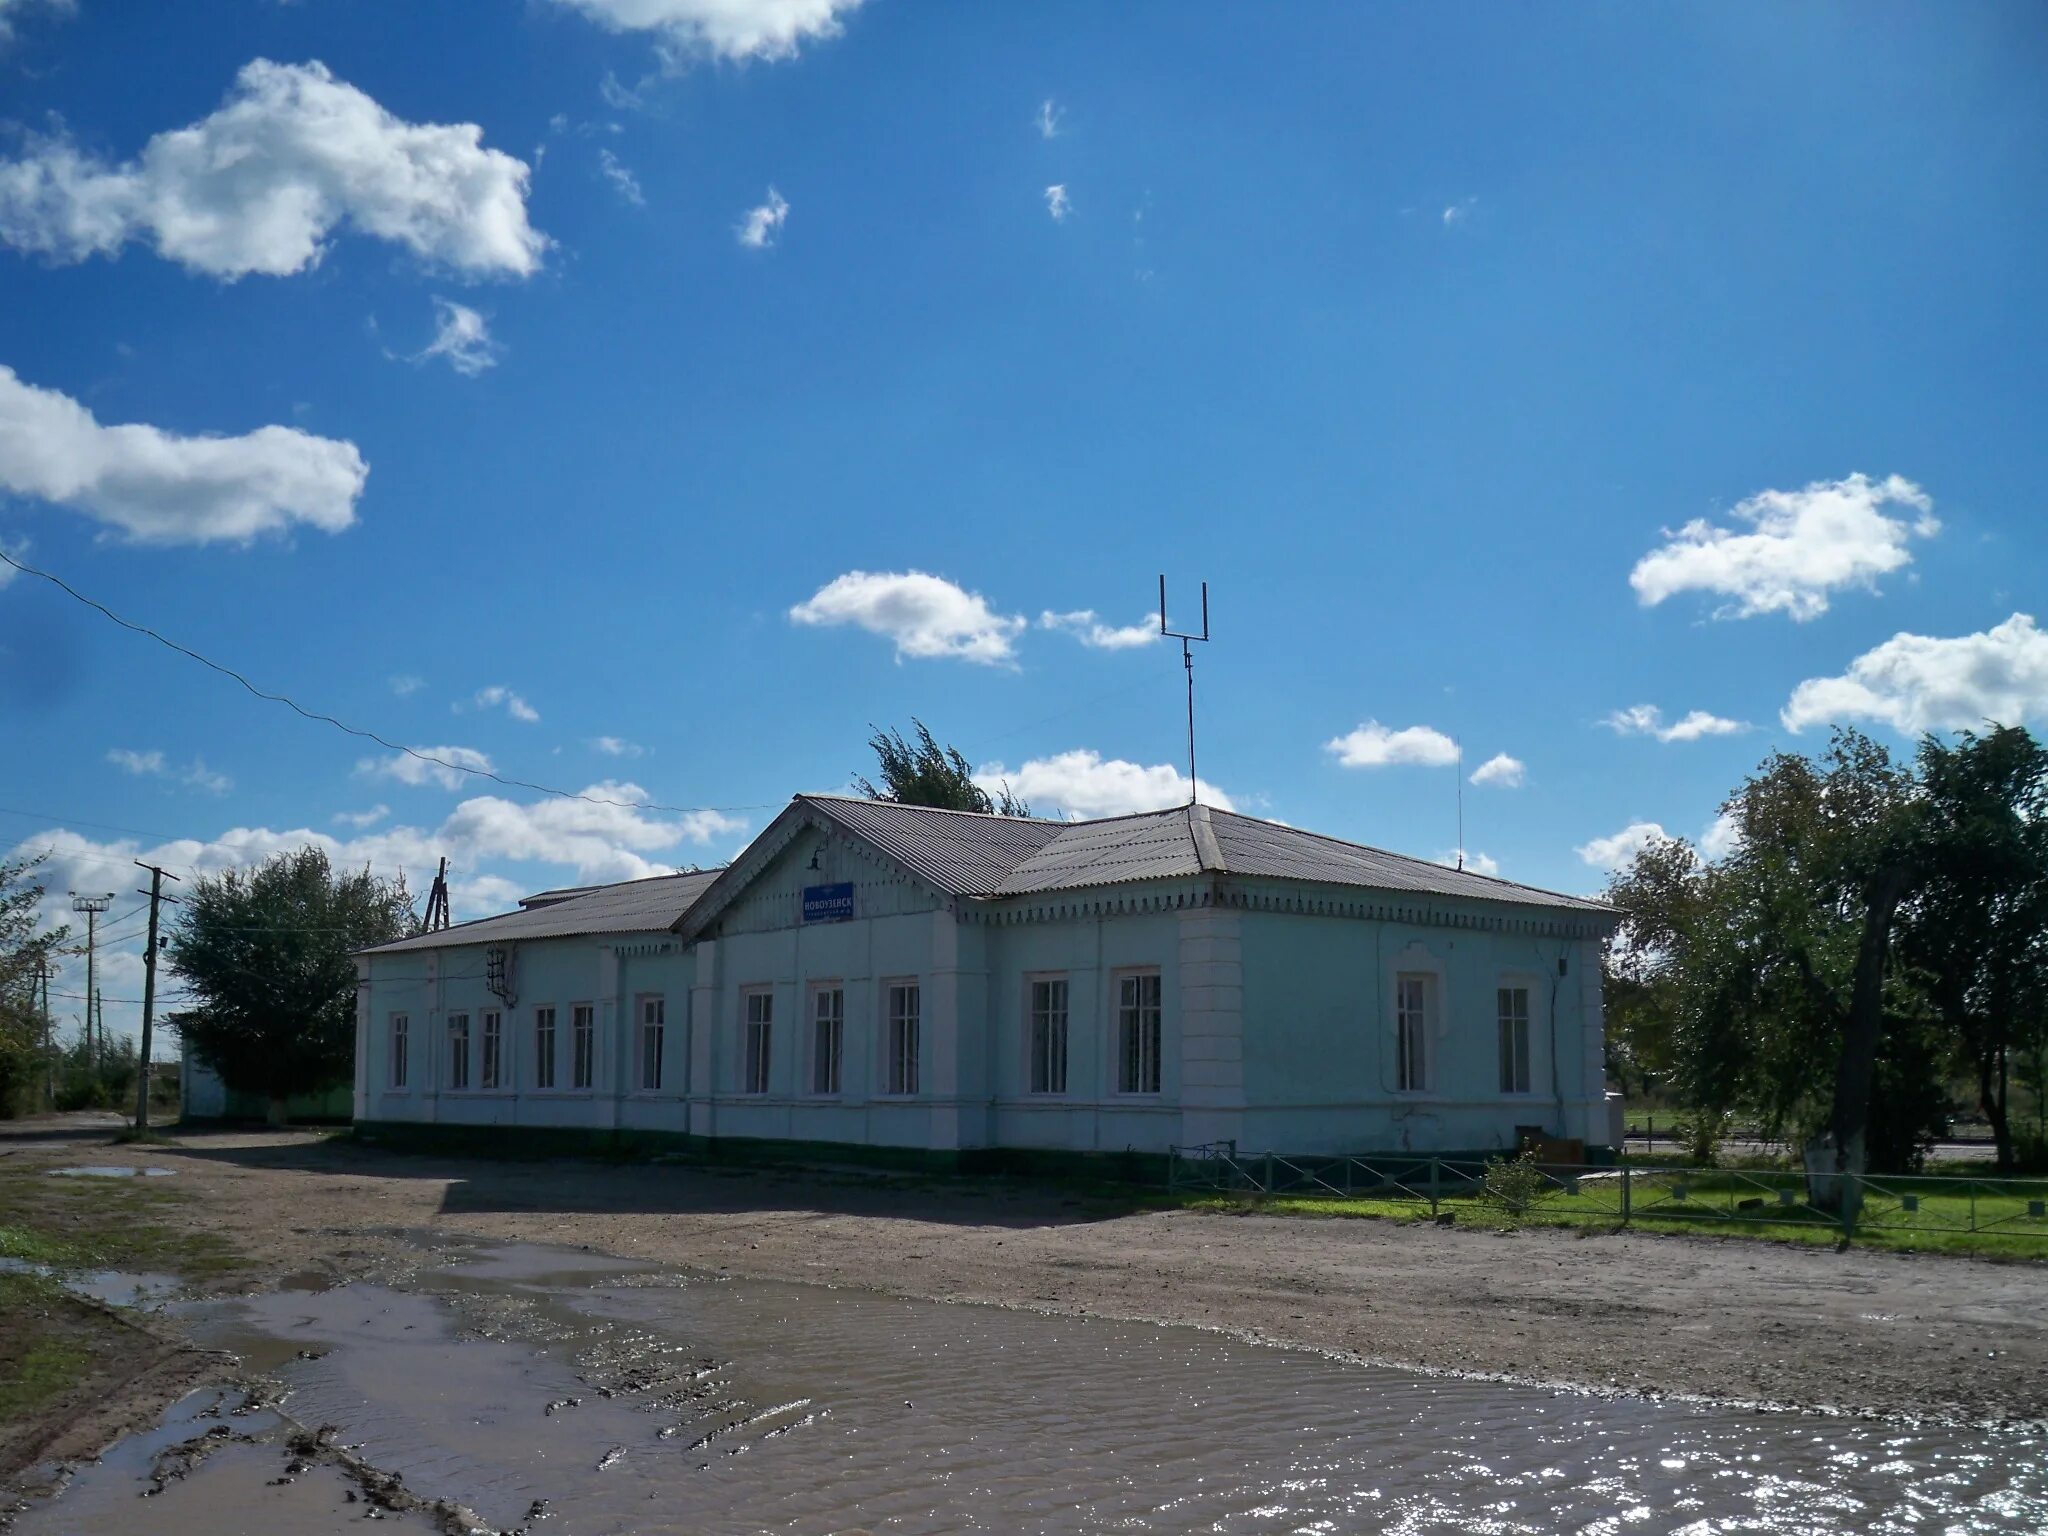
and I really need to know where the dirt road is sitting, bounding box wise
[10,1124,2042,1432]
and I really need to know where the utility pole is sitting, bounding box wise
[37,956,54,1110]
[133,861,181,1132]
[69,892,113,1074]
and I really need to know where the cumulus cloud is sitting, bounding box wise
[1044,184,1070,223]
[790,570,1026,666]
[333,805,390,829]
[1468,753,1524,788]
[590,735,645,758]
[1781,613,2048,734]
[1629,473,1938,622]
[1036,99,1062,139]
[0,59,545,279]
[546,0,862,63]
[1576,820,1669,872]
[414,298,501,376]
[974,749,1235,819]
[1603,704,1749,743]
[1699,809,1744,862]
[1433,848,1500,877]
[461,685,539,722]
[1038,609,1157,650]
[0,364,367,544]
[356,744,495,791]
[598,148,644,205]
[736,187,788,248]
[1324,721,1459,769]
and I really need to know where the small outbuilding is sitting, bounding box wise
[354,796,1619,1162]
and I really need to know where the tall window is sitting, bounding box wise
[1498,986,1531,1095]
[886,982,920,1095]
[639,997,665,1092]
[1117,972,1162,1094]
[480,1010,502,1090]
[811,986,843,1095]
[390,1013,409,1088]
[1029,977,1068,1095]
[1396,974,1431,1092]
[571,1004,595,1090]
[744,990,772,1094]
[534,1007,557,1090]
[447,1012,470,1091]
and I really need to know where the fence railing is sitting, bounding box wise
[1164,1142,2048,1242]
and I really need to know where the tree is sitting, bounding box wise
[168,847,414,1124]
[855,720,1031,816]
[0,854,65,1118]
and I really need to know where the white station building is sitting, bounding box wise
[354,795,1619,1161]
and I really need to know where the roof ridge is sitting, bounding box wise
[798,792,1065,827]
[1187,801,1226,874]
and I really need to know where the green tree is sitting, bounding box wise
[167,847,414,1124]
[855,720,1031,816]
[0,854,66,1118]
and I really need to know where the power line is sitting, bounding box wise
[0,548,774,818]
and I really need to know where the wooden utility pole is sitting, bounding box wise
[69,892,112,1073]
[133,861,181,1132]
[420,856,451,934]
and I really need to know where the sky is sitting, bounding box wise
[2,1,2045,1048]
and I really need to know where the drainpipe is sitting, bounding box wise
[1549,941,1566,1136]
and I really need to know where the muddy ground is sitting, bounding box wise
[6,1118,2047,1476]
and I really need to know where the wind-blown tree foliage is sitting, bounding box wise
[0,854,66,1117]
[168,847,414,1123]
[856,720,1031,817]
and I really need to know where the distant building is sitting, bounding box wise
[353,796,1618,1159]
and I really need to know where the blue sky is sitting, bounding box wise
[2,1,2044,1043]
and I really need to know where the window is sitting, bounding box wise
[1498,986,1532,1095]
[390,1014,409,1089]
[480,1010,502,1090]
[743,990,772,1094]
[886,982,920,1095]
[1029,977,1068,1095]
[639,997,665,1092]
[1117,971,1162,1094]
[1396,974,1432,1092]
[534,1007,557,1090]
[447,1012,470,1091]
[811,986,843,1095]
[571,1004,596,1090]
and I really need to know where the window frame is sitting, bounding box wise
[883,979,920,1097]
[1026,974,1069,1096]
[533,1005,558,1091]
[809,982,844,1097]
[389,1012,409,1090]
[479,1009,502,1091]
[741,987,773,1095]
[1497,983,1533,1096]
[447,1011,470,1092]
[1394,972,1433,1094]
[637,994,666,1094]
[1114,968,1163,1096]
[570,1002,596,1091]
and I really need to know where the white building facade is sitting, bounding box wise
[355,797,1618,1161]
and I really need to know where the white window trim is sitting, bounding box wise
[740,986,774,1096]
[568,1001,597,1091]
[1495,972,1542,1098]
[388,1012,411,1092]
[807,980,845,1098]
[635,993,667,1095]
[1387,942,1447,1097]
[479,1009,503,1092]
[1111,967,1164,1098]
[880,977,921,1098]
[446,1011,472,1093]
[1024,972,1070,1097]
[532,1005,560,1093]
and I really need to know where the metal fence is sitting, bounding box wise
[1164,1142,2048,1242]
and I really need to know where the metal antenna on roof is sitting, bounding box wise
[1159,576,1210,806]
[1455,739,1465,871]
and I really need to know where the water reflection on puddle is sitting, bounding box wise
[47,1165,175,1178]
[26,1242,2048,1535]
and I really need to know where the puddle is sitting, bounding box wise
[21,1240,2048,1534]
[0,1255,183,1309]
[47,1165,174,1178]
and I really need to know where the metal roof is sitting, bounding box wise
[359,868,724,955]
[804,795,1066,896]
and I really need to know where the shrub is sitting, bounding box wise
[1477,1150,1560,1224]
[1675,1107,1732,1166]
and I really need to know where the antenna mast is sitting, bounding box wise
[1159,575,1211,805]
[1455,738,1465,871]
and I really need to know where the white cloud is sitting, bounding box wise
[1468,753,1524,788]
[598,148,644,205]
[1324,721,1460,769]
[1442,196,1476,226]
[1629,472,1938,622]
[333,804,390,829]
[1038,609,1157,650]
[0,59,545,279]
[790,570,1026,666]
[413,298,502,377]
[1780,613,2048,734]
[0,0,72,43]
[974,749,1236,819]
[103,747,230,794]
[461,685,539,723]
[389,674,426,697]
[590,735,646,758]
[356,744,495,791]
[1044,184,1070,223]
[1433,848,1500,878]
[1699,809,1744,862]
[1035,99,1062,139]
[182,758,232,795]
[1602,704,1749,743]
[735,187,788,248]
[1576,820,1670,872]
[107,748,166,776]
[0,364,367,544]
[547,0,862,63]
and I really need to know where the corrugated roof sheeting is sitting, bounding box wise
[361,868,723,954]
[807,796,1064,897]
[996,809,1201,894]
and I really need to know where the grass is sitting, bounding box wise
[0,1273,102,1425]
[0,1164,246,1283]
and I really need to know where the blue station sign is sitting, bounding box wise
[802,882,855,924]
